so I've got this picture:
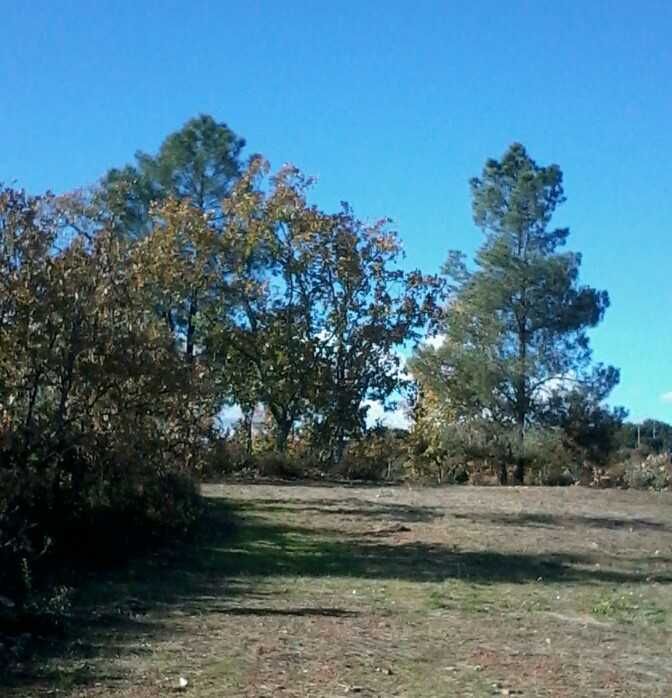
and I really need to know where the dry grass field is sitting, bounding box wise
[6,482,672,697]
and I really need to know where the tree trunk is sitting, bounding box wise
[242,408,254,455]
[512,418,525,485]
[514,264,528,486]
[497,461,508,486]
[275,419,291,453]
[333,427,346,466]
[185,291,198,362]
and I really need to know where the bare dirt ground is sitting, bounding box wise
[5,482,672,697]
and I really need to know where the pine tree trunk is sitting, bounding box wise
[185,292,197,362]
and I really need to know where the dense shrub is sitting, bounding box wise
[255,452,305,479]
[523,429,576,486]
[530,465,576,487]
[335,426,407,481]
[201,434,250,480]
[624,454,671,491]
[406,395,474,483]
[0,189,214,611]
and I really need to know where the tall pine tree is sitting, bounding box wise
[411,143,618,484]
[99,114,245,361]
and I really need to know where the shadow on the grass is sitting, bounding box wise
[209,606,359,617]
[238,496,445,523]
[452,511,670,532]
[5,491,672,694]
[238,493,671,535]
[204,508,672,586]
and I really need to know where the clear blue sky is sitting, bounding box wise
[1,1,670,422]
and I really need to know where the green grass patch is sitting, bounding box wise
[591,590,667,624]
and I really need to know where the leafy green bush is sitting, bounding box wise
[337,427,407,481]
[201,436,249,480]
[255,452,304,479]
[535,466,576,487]
[524,429,577,486]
